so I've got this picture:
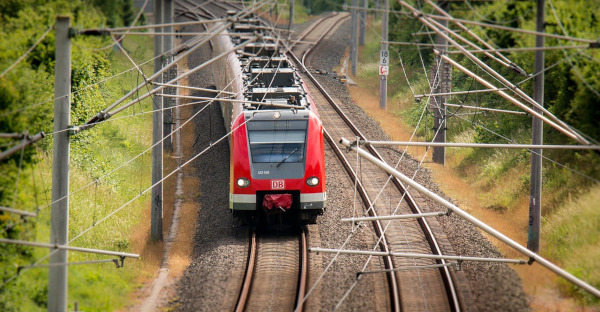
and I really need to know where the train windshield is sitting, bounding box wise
[247,120,307,164]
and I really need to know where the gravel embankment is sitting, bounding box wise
[170,8,529,311]
[169,16,249,312]
[307,16,530,312]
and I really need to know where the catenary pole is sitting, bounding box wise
[351,0,358,76]
[163,0,174,153]
[379,0,388,109]
[289,0,294,28]
[49,15,71,312]
[152,0,164,241]
[359,0,366,45]
[528,0,545,253]
[431,0,448,165]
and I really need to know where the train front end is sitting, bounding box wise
[230,109,326,225]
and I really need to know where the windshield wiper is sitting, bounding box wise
[276,146,300,168]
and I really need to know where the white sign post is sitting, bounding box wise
[379,49,389,76]
[380,49,389,65]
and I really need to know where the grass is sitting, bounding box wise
[347,13,600,310]
[2,34,158,311]
[543,185,600,305]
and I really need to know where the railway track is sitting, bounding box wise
[290,12,350,64]
[235,229,308,312]
[176,2,460,310]
[287,14,462,312]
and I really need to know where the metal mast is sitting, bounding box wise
[431,0,449,165]
[152,0,164,241]
[528,0,545,253]
[49,15,71,312]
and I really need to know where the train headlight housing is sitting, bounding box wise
[306,177,320,186]
[237,177,250,188]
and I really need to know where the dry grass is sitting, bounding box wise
[347,79,432,162]
[128,62,201,308]
[166,75,201,278]
[345,62,595,310]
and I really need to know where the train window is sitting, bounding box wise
[247,120,307,164]
[249,142,304,163]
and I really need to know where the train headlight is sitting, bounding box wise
[306,177,320,186]
[237,177,250,188]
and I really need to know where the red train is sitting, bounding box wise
[211,16,326,225]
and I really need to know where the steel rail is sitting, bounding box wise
[301,13,350,65]
[296,229,308,312]
[322,128,402,312]
[286,21,403,312]
[175,0,214,19]
[235,230,257,312]
[289,14,331,52]
[287,16,461,311]
[340,138,600,299]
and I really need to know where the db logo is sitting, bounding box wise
[271,180,285,189]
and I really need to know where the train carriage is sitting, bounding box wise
[211,17,326,225]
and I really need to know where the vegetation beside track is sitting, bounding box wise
[347,0,600,307]
[0,1,156,311]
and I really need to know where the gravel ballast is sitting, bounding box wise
[306,15,530,312]
[169,8,529,312]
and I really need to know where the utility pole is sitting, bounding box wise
[49,15,71,312]
[351,0,358,76]
[528,0,545,253]
[289,0,294,28]
[359,0,366,46]
[163,0,173,153]
[379,0,389,109]
[430,0,449,165]
[152,0,164,241]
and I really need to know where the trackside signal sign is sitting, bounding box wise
[380,49,389,65]
[379,66,389,76]
[380,49,389,76]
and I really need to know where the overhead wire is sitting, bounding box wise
[0,51,160,118]
[453,113,600,185]
[301,5,446,306]
[395,0,600,184]
[403,1,592,145]
[2,1,278,285]
[82,0,274,127]
[20,3,275,220]
[332,11,451,307]
[424,12,600,44]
